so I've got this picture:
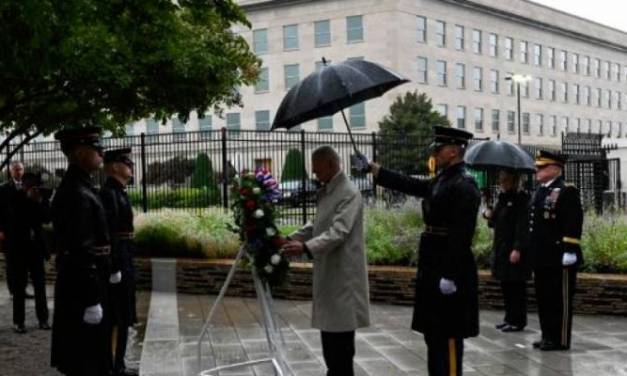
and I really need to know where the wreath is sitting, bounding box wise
[231,168,290,286]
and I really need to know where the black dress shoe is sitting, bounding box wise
[114,368,139,376]
[13,324,26,334]
[540,341,569,351]
[39,322,51,330]
[532,339,544,348]
[501,324,524,332]
[495,322,509,330]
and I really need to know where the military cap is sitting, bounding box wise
[104,147,133,166]
[535,150,566,167]
[429,125,474,150]
[54,127,103,154]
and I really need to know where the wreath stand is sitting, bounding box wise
[197,245,293,376]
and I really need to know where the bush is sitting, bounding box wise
[134,209,240,259]
[365,203,422,265]
[281,149,308,181]
[581,213,627,273]
[128,187,220,209]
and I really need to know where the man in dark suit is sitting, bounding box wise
[51,127,112,376]
[0,161,25,297]
[101,148,138,376]
[363,126,480,376]
[4,172,51,333]
[529,151,583,351]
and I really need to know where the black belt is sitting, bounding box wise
[424,226,448,236]
[59,245,111,257]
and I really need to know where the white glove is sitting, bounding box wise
[83,304,103,325]
[439,278,457,295]
[352,153,372,173]
[109,271,122,284]
[562,252,577,266]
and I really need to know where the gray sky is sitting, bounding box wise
[531,0,627,32]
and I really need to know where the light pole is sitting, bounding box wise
[505,74,532,145]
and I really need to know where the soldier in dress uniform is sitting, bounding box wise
[5,172,51,333]
[50,127,112,376]
[529,150,583,351]
[100,148,138,376]
[364,126,480,376]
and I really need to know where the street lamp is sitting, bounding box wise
[505,74,532,145]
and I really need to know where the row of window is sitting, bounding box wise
[252,15,364,55]
[418,16,627,82]
[134,104,366,135]
[417,58,627,110]
[443,105,627,138]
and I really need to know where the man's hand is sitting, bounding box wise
[352,153,372,173]
[562,252,577,266]
[439,278,457,295]
[281,240,304,257]
[83,304,103,325]
[509,250,521,264]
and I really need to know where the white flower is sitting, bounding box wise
[266,227,277,236]
[252,187,261,194]
[253,209,264,218]
[270,254,281,265]
[264,264,274,274]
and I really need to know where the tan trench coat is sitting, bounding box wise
[291,171,370,332]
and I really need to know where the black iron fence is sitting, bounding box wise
[3,129,622,225]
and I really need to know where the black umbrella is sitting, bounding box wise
[464,140,536,173]
[271,58,409,153]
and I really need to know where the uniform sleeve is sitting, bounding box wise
[442,179,480,280]
[304,191,362,258]
[376,167,431,197]
[513,192,530,252]
[557,186,584,260]
[100,188,121,273]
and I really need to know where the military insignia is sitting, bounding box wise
[544,211,550,219]
[507,201,513,207]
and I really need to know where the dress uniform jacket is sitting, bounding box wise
[488,190,531,282]
[51,164,111,376]
[376,162,481,338]
[291,171,370,332]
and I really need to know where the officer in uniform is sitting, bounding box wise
[100,148,138,376]
[529,151,583,351]
[51,127,112,376]
[5,172,51,333]
[363,126,480,376]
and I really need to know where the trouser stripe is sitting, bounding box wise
[448,338,457,376]
[562,269,569,346]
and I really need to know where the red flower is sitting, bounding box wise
[245,200,256,210]
[271,236,287,248]
[240,187,251,196]
[245,225,256,235]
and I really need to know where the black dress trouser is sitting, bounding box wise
[424,334,464,376]
[321,331,355,376]
[534,266,577,348]
[500,280,527,328]
[7,253,48,326]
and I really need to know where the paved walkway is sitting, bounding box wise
[141,260,627,376]
[2,261,627,376]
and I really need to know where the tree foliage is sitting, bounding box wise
[191,152,217,188]
[145,156,195,186]
[281,149,308,182]
[377,91,450,175]
[0,0,260,165]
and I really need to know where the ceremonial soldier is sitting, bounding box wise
[364,126,480,376]
[4,172,51,333]
[101,148,138,376]
[51,127,112,376]
[529,151,583,351]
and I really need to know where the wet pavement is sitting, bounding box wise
[2,260,627,376]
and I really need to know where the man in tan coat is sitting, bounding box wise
[282,145,370,376]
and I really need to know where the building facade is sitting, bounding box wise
[29,0,627,148]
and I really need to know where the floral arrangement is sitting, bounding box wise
[231,168,290,286]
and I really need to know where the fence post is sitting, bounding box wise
[140,133,148,213]
[371,132,377,201]
[221,127,229,211]
[300,129,307,225]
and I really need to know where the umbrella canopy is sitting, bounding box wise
[271,59,409,131]
[464,140,536,173]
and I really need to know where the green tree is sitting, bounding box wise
[281,149,308,182]
[377,91,450,175]
[0,0,260,168]
[191,153,216,188]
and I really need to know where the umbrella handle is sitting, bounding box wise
[339,108,361,155]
